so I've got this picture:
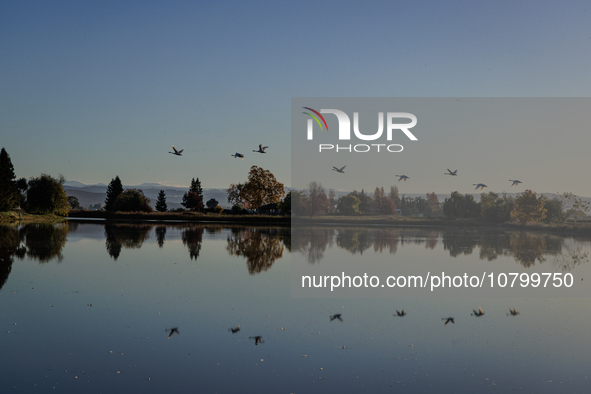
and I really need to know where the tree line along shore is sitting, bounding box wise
[0,147,290,223]
[1,147,589,232]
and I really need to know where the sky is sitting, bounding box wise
[291,97,591,197]
[1,1,591,195]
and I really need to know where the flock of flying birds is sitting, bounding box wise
[167,323,266,346]
[332,166,523,191]
[171,144,523,191]
[169,144,268,161]
[332,307,519,327]
[165,307,521,346]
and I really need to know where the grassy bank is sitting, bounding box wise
[0,211,67,224]
[7,210,589,236]
[68,210,291,224]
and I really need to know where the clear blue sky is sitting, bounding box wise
[2,1,591,195]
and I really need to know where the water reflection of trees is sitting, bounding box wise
[336,229,373,255]
[554,246,590,271]
[226,228,285,274]
[441,230,481,257]
[291,228,335,264]
[102,224,290,265]
[182,227,204,260]
[155,226,166,248]
[442,230,565,268]
[100,224,217,260]
[293,227,589,270]
[205,227,223,235]
[292,227,439,263]
[20,223,69,263]
[0,223,70,290]
[510,233,549,267]
[0,226,25,290]
[104,223,151,260]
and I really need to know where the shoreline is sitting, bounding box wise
[66,210,291,225]
[0,211,67,224]
[293,216,591,236]
[3,211,590,236]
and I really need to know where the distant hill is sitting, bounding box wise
[63,181,589,212]
[63,180,89,188]
[63,182,233,209]
[67,189,107,209]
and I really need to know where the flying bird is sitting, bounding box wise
[332,165,346,173]
[228,325,241,334]
[166,327,180,338]
[169,146,184,156]
[473,183,487,191]
[442,317,455,326]
[471,307,484,317]
[330,313,343,322]
[249,336,264,345]
[396,175,409,182]
[253,144,268,153]
[508,308,519,316]
[509,180,522,187]
[231,153,244,160]
[445,169,458,176]
[395,310,407,317]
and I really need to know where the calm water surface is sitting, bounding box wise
[1,222,590,393]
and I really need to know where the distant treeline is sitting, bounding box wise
[292,182,589,224]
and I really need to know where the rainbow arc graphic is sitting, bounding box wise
[302,107,328,131]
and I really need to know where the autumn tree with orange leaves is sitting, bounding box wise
[510,189,547,224]
[227,166,285,210]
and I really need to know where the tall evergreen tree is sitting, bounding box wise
[0,148,19,211]
[190,178,204,203]
[155,190,168,212]
[185,178,204,212]
[181,191,204,211]
[104,176,123,212]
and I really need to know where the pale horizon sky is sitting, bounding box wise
[2,1,591,196]
[292,98,591,198]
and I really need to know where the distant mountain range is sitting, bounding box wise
[63,181,590,211]
[63,181,232,210]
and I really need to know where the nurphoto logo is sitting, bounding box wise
[303,107,418,153]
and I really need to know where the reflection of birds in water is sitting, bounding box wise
[471,307,484,317]
[169,146,184,156]
[395,309,406,317]
[442,317,455,326]
[330,313,343,322]
[396,175,409,182]
[509,180,522,187]
[508,308,519,316]
[445,169,458,176]
[249,336,264,345]
[332,165,346,173]
[229,325,241,333]
[166,327,180,338]
[253,144,268,153]
[473,183,487,191]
